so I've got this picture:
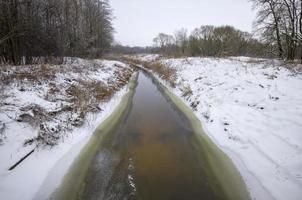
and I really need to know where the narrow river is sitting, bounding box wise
[78,72,217,199]
[49,71,249,200]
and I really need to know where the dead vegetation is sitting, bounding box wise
[124,56,177,88]
[0,60,133,146]
[1,64,57,86]
[0,122,5,145]
[181,85,193,98]
[146,62,177,88]
[232,57,302,75]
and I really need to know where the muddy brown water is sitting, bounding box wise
[76,72,224,200]
[45,70,249,200]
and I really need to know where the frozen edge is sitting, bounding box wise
[141,66,275,200]
[47,72,138,200]
[0,73,135,200]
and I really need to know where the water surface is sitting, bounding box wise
[78,72,219,200]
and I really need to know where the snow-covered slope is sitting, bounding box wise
[134,55,302,200]
[0,59,134,200]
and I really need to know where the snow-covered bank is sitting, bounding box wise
[132,55,302,200]
[0,59,134,200]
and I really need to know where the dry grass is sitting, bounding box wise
[124,57,177,88]
[1,60,134,146]
[1,64,57,86]
[181,85,193,98]
[148,62,177,88]
[229,57,302,74]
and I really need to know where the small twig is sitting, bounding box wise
[8,148,35,171]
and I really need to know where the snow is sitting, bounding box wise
[1,55,301,200]
[135,55,302,200]
[0,59,134,200]
[131,54,162,62]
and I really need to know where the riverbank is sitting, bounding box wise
[129,54,302,200]
[0,58,135,200]
[46,72,138,200]
[144,69,250,199]
[54,71,249,200]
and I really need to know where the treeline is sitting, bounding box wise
[111,44,159,54]
[252,0,302,61]
[153,0,302,62]
[0,0,114,65]
[153,26,269,58]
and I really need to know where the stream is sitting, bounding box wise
[50,71,250,200]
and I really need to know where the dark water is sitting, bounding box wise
[78,72,218,200]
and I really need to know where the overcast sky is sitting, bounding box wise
[110,0,257,47]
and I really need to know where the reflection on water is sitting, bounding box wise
[78,72,218,200]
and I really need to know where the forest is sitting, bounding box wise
[0,0,301,64]
[153,0,302,61]
[0,0,113,65]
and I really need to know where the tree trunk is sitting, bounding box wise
[269,1,284,58]
[299,1,302,64]
[283,0,297,60]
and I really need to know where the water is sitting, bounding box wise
[77,72,220,200]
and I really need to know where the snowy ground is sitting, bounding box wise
[0,58,134,200]
[132,54,302,200]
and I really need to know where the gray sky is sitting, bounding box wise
[110,0,257,47]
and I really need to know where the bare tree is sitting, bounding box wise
[251,0,301,61]
[251,0,284,58]
[154,25,267,58]
[0,0,114,65]
[153,33,175,54]
[281,0,298,60]
[300,0,302,62]
[174,28,188,55]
